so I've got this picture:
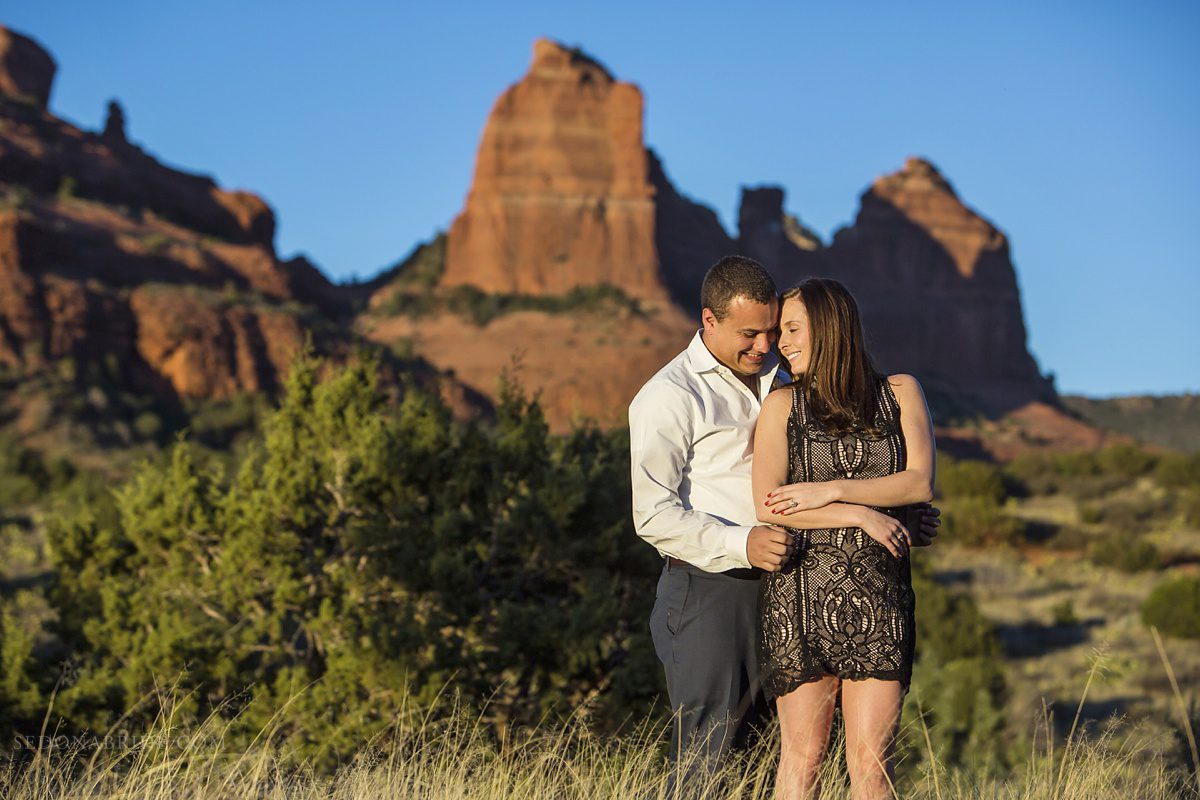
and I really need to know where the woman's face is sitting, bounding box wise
[778,296,812,374]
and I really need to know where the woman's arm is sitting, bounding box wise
[751,389,795,525]
[764,374,936,515]
[753,387,911,557]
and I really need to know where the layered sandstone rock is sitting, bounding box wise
[0,26,483,420]
[736,186,823,290]
[0,197,311,398]
[0,27,55,108]
[360,303,697,431]
[443,39,666,300]
[822,157,1052,412]
[736,159,1053,414]
[0,38,274,249]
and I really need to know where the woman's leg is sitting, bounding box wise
[840,679,904,800]
[774,676,839,800]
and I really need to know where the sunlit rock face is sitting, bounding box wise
[443,39,667,300]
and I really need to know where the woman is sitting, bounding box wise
[751,278,936,800]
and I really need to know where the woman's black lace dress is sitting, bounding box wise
[759,378,916,698]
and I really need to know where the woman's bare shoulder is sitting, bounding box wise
[759,383,795,422]
[886,374,930,415]
[886,373,925,395]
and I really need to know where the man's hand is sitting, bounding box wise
[909,502,941,547]
[763,482,839,515]
[747,525,794,572]
[856,508,911,559]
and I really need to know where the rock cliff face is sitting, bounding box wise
[823,157,1053,412]
[0,27,55,108]
[649,151,736,312]
[381,40,734,429]
[736,185,823,289]
[3,27,1086,445]
[0,32,328,403]
[444,40,666,300]
[737,160,1053,413]
[0,26,480,420]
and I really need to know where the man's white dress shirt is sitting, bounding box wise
[629,331,788,573]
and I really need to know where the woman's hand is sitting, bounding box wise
[764,482,839,515]
[856,507,910,559]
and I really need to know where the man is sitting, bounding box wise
[629,255,936,777]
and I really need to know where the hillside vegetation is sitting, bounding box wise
[0,355,1197,793]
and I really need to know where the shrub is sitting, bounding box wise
[43,353,661,766]
[56,175,77,201]
[1179,490,1200,528]
[1094,443,1159,479]
[946,497,1026,547]
[0,434,55,507]
[901,561,1010,771]
[140,232,171,254]
[380,281,642,326]
[1077,495,1175,529]
[937,457,1006,504]
[1089,536,1160,572]
[132,411,163,440]
[1141,576,1200,639]
[1005,445,1163,498]
[1051,599,1079,626]
[1156,452,1200,490]
[0,593,44,730]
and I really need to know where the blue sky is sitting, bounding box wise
[5,1,1198,397]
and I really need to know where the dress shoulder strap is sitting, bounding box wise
[788,382,809,425]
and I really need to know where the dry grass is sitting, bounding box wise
[2,668,1195,800]
[932,481,1200,741]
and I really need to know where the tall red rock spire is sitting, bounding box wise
[443,39,666,300]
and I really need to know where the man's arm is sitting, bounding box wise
[630,382,788,572]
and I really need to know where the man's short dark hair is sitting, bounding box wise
[700,255,777,320]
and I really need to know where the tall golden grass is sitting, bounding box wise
[2,637,1195,799]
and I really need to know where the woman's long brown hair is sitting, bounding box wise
[781,278,881,436]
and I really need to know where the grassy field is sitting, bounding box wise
[2,674,1196,800]
[3,370,1199,798]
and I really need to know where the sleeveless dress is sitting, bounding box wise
[758,377,916,698]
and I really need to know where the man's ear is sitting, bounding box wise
[701,307,717,330]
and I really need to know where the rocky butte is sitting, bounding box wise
[0,27,1106,455]
[365,39,1097,454]
[362,40,733,427]
[445,40,662,300]
[0,25,480,444]
[739,158,1055,415]
[441,39,731,308]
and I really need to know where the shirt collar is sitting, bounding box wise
[685,330,784,382]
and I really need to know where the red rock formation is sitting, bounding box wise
[0,27,55,108]
[128,284,305,399]
[736,185,823,290]
[360,303,697,432]
[822,157,1052,412]
[0,196,307,397]
[0,28,274,249]
[737,160,1053,414]
[0,26,481,421]
[443,39,666,300]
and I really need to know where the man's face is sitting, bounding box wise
[701,295,779,376]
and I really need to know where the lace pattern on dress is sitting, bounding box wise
[760,377,916,697]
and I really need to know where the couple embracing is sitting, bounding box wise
[629,255,940,799]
